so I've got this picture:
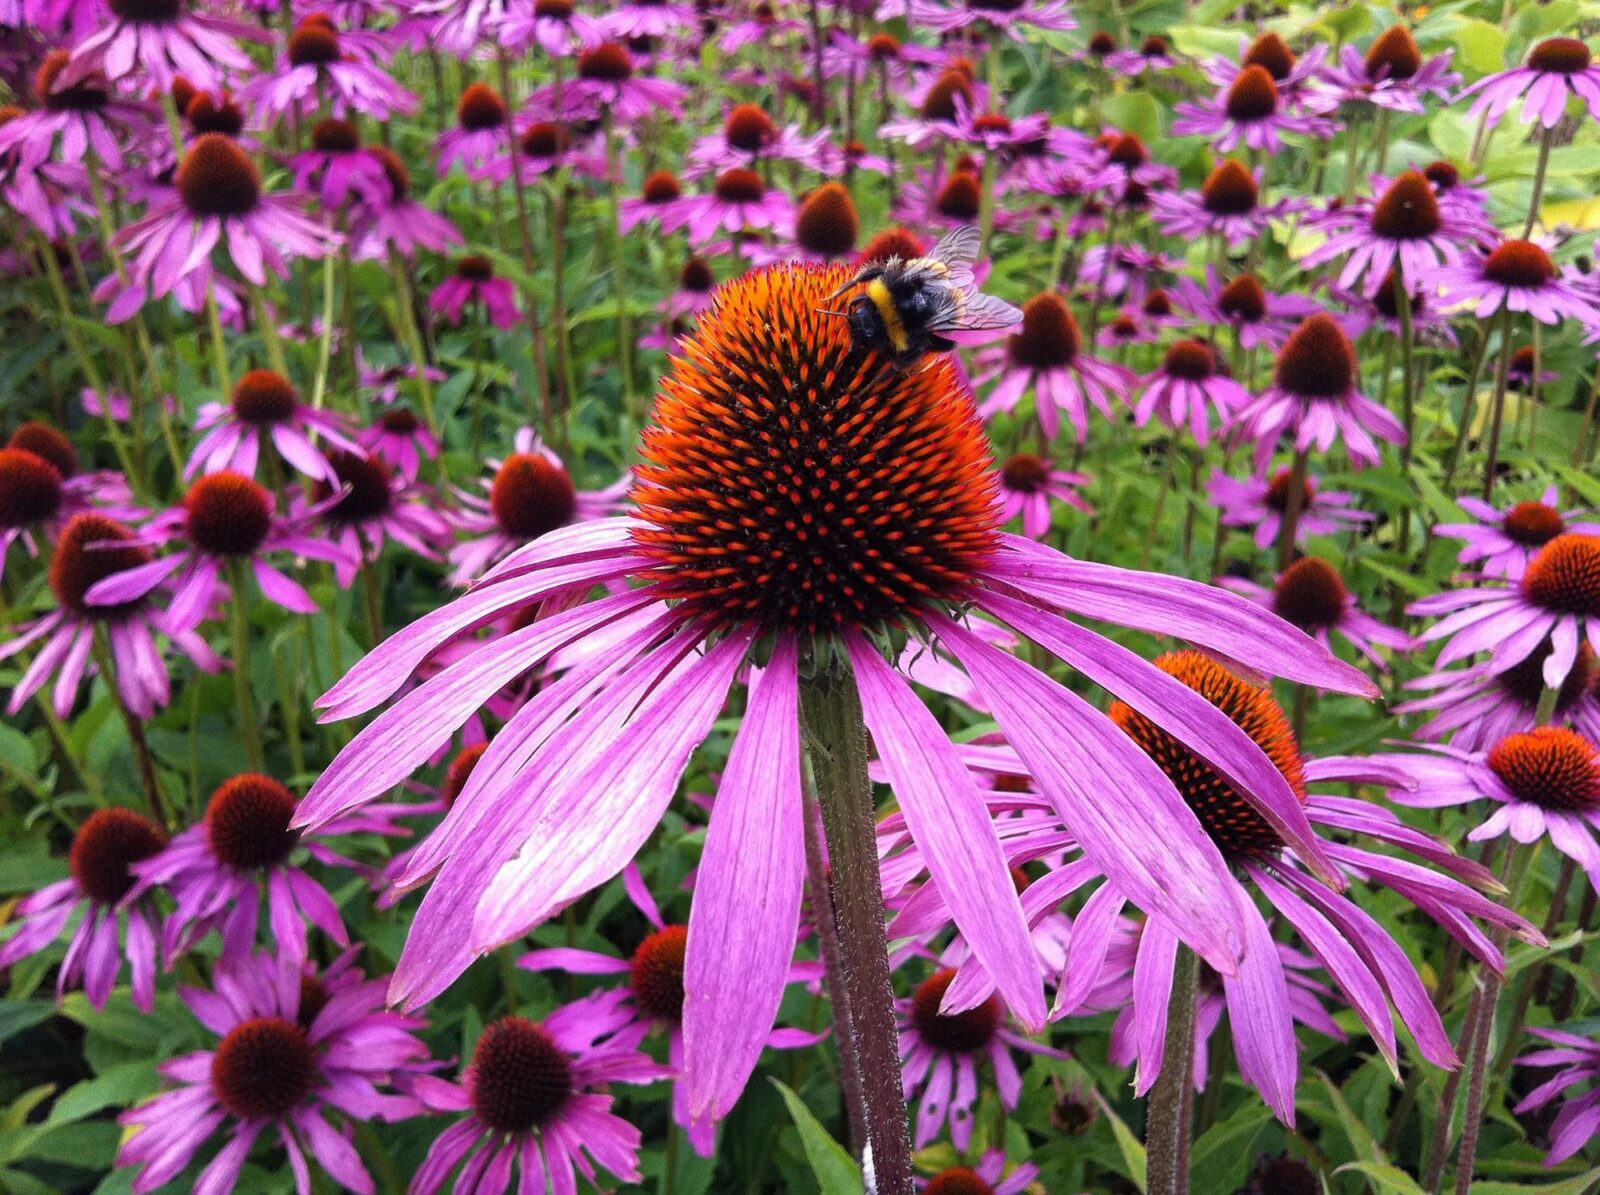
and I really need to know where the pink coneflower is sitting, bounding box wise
[1463,37,1600,128]
[917,1152,1039,1193]
[518,874,821,1153]
[446,429,628,583]
[1425,238,1596,325]
[359,353,447,404]
[1436,486,1600,580]
[130,772,386,966]
[1173,65,1332,153]
[309,449,451,586]
[1095,130,1179,199]
[1303,170,1476,298]
[83,471,355,632]
[685,102,831,176]
[116,948,429,1193]
[600,0,695,38]
[1335,266,1459,346]
[928,100,1053,159]
[430,254,520,329]
[1209,466,1373,551]
[976,292,1136,443]
[242,14,417,120]
[621,167,690,232]
[1230,312,1407,470]
[434,82,511,182]
[291,117,391,209]
[68,0,262,91]
[679,167,794,245]
[399,0,515,57]
[498,0,605,55]
[1516,1026,1600,1165]
[112,134,340,314]
[1204,31,1330,110]
[359,407,439,480]
[1386,728,1600,881]
[1106,33,1180,75]
[995,453,1092,538]
[881,66,987,151]
[1174,268,1320,352]
[409,993,667,1192]
[1134,339,1251,447]
[0,51,150,173]
[1398,636,1600,751]
[513,118,608,183]
[189,368,362,484]
[1150,159,1292,248]
[0,806,167,1010]
[1222,555,1411,668]
[295,263,1372,1134]
[899,968,1065,1150]
[966,657,1533,1121]
[349,146,463,261]
[661,255,717,320]
[1411,533,1600,688]
[1,513,222,719]
[0,420,139,579]
[543,41,688,121]
[1314,24,1459,114]
[908,0,1075,42]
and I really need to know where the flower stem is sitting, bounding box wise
[603,109,638,421]
[1523,127,1554,239]
[1275,448,1310,572]
[229,561,265,771]
[1146,943,1200,1195]
[1480,308,1515,501]
[798,654,913,1195]
[92,632,169,829]
[497,47,557,440]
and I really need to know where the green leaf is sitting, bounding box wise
[770,1079,863,1195]
[1191,1103,1275,1193]
[1469,1165,1600,1193]
[1317,1068,1388,1163]
[1100,92,1163,142]
[0,1002,55,1049]
[1452,18,1508,75]
[1334,1161,1428,1194]
[1094,1089,1148,1192]
[46,1061,159,1127]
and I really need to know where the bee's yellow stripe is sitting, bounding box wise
[867,279,909,353]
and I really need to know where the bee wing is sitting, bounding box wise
[924,225,982,289]
[925,289,1024,334]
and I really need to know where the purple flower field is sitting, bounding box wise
[2,1,1600,1192]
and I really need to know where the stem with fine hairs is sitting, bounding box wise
[1145,944,1200,1195]
[799,655,912,1195]
[92,633,170,829]
[1481,307,1515,501]
[1275,448,1310,572]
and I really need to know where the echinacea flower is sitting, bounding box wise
[788,181,860,261]
[68,0,262,91]
[1424,238,1596,325]
[116,948,428,1193]
[1106,34,1179,76]
[600,0,696,38]
[1302,170,1475,298]
[309,450,451,586]
[1173,65,1332,153]
[1397,635,1600,751]
[188,368,362,484]
[1230,312,1407,470]
[349,147,463,261]
[446,429,628,583]
[1435,486,1600,580]
[498,0,605,55]
[995,453,1092,538]
[295,261,1373,1131]
[518,871,821,1153]
[242,15,417,120]
[1150,159,1291,247]
[1209,466,1373,552]
[1221,556,1411,669]
[1,513,222,719]
[1459,37,1600,130]
[1133,340,1251,448]
[1515,1026,1600,1164]
[429,254,521,329]
[110,134,340,319]
[917,1152,1039,1193]
[0,51,150,173]
[0,420,139,579]
[908,0,1075,42]
[685,102,832,177]
[679,168,794,245]
[620,168,690,232]
[977,292,1136,442]
[512,118,609,183]
[956,655,1534,1121]
[1315,25,1459,114]
[1384,727,1600,882]
[1410,533,1600,689]
[542,41,687,122]
[0,806,167,1010]
[292,118,392,210]
[358,408,439,481]
[434,82,511,182]
[83,470,354,632]
[1204,31,1329,110]
[898,969,1065,1150]
[1174,269,1319,352]
[408,994,667,1192]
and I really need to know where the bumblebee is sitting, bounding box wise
[823,226,1022,369]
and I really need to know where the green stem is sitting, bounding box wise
[92,633,170,828]
[1146,944,1200,1195]
[229,562,265,771]
[1523,127,1553,239]
[1275,449,1310,572]
[1481,308,1515,501]
[603,109,637,420]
